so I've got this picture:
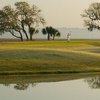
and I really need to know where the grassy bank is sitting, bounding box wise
[0,73,100,84]
[0,40,100,75]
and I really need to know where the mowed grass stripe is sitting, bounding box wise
[0,48,100,74]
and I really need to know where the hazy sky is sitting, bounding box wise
[0,0,100,28]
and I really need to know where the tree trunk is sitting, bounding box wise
[23,29,29,40]
[30,34,33,41]
[28,24,33,41]
[19,31,23,41]
[47,33,50,40]
[9,30,23,41]
[21,20,29,40]
[53,35,55,40]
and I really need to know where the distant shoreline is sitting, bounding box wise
[0,38,100,42]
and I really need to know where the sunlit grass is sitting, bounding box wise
[0,40,100,74]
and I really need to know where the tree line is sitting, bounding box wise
[1,1,100,41]
[0,1,60,41]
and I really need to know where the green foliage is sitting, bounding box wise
[0,6,23,41]
[15,1,45,40]
[0,1,45,41]
[42,28,47,35]
[81,3,100,31]
[29,27,38,35]
[42,26,61,40]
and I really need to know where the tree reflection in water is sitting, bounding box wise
[85,76,100,89]
[14,83,29,90]
[3,83,37,90]
[3,83,10,87]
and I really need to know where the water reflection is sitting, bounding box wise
[1,75,100,100]
[1,74,100,90]
[3,83,37,90]
[14,83,29,90]
[85,76,100,89]
[3,83,10,87]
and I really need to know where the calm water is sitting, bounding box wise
[1,76,100,100]
[1,28,100,39]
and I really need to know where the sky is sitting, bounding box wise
[0,0,100,28]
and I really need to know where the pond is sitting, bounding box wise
[1,74,100,100]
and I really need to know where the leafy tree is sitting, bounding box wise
[51,28,60,40]
[85,76,100,89]
[42,26,60,40]
[29,27,39,40]
[42,27,52,40]
[0,1,45,41]
[15,1,45,40]
[81,3,100,31]
[0,6,23,41]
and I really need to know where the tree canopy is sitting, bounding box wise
[42,26,60,40]
[0,1,45,41]
[81,3,100,31]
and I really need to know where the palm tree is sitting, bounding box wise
[42,27,52,40]
[42,26,60,40]
[29,27,39,40]
[51,28,60,40]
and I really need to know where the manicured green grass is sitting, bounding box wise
[0,39,100,75]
